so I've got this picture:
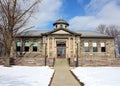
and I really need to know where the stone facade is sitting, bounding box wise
[10,18,115,66]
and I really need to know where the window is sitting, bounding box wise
[16,41,21,52]
[56,25,57,28]
[84,42,89,52]
[60,24,63,28]
[33,41,38,52]
[93,42,98,52]
[24,41,29,52]
[101,42,106,52]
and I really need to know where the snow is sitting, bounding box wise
[72,67,120,86]
[0,66,54,86]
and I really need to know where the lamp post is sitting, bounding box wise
[75,41,78,67]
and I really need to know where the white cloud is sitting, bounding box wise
[25,0,63,30]
[69,0,120,31]
[85,0,110,15]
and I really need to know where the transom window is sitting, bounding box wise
[84,42,89,52]
[93,42,98,52]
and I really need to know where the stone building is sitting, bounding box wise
[13,18,115,59]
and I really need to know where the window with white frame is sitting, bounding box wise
[84,42,89,52]
[101,42,106,52]
[93,42,98,52]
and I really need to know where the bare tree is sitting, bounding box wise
[0,0,42,67]
[96,24,120,57]
[97,24,120,37]
[96,24,107,34]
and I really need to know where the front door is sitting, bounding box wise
[57,43,66,58]
[57,42,66,58]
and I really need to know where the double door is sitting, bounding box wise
[57,47,66,58]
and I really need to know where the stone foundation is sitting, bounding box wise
[0,57,55,67]
[15,57,55,67]
[69,58,120,67]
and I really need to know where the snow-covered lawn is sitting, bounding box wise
[0,66,54,86]
[72,67,120,86]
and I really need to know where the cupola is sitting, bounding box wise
[53,17,69,29]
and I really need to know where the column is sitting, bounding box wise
[68,37,71,58]
[73,37,75,57]
[52,37,54,58]
[54,39,56,58]
[47,37,49,58]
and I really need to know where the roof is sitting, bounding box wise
[17,29,112,38]
[18,30,50,37]
[53,18,69,26]
[41,28,81,36]
[76,30,110,37]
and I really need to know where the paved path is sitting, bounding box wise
[51,59,80,86]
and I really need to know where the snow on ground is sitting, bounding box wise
[72,67,120,86]
[0,66,54,86]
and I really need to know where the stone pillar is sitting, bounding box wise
[54,39,57,58]
[47,37,49,58]
[98,41,101,52]
[52,37,55,58]
[68,37,71,58]
[73,37,75,57]
[66,39,69,58]
[29,39,32,53]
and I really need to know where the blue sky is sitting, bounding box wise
[27,0,120,31]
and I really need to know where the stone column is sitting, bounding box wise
[73,37,75,57]
[52,37,54,58]
[54,39,56,58]
[68,37,71,58]
[29,39,32,53]
[47,37,49,58]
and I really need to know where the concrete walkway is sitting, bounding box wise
[51,59,80,86]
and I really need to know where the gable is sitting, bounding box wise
[52,30,71,34]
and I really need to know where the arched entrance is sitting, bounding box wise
[57,41,66,58]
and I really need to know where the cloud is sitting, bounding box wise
[24,0,63,30]
[85,0,110,15]
[69,0,120,31]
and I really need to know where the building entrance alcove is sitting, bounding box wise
[57,41,66,58]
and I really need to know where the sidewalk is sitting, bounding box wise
[51,59,80,86]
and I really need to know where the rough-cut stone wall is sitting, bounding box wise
[0,58,3,65]
[69,58,120,67]
[15,57,55,67]
[12,37,43,58]
[80,38,115,58]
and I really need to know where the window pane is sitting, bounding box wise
[93,47,98,52]
[33,47,37,52]
[24,47,29,52]
[93,42,97,47]
[25,41,29,46]
[84,42,89,47]
[101,47,106,52]
[84,47,89,52]
[101,42,105,47]
[33,42,37,46]
[16,46,21,52]
[16,41,21,46]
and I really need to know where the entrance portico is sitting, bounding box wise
[42,18,81,58]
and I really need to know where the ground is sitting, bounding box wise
[0,66,54,86]
[72,67,120,86]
